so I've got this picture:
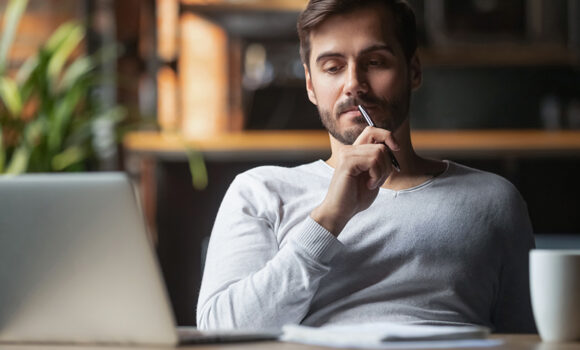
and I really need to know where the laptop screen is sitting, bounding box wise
[0,173,178,345]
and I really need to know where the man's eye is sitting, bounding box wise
[322,63,343,74]
[367,59,385,67]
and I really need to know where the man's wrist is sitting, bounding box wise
[310,205,349,237]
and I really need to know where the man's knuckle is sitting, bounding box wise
[373,145,386,158]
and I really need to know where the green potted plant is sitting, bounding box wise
[0,0,125,174]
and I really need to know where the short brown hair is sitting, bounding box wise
[297,0,417,66]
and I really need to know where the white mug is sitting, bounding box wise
[530,250,580,342]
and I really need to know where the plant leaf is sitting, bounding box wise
[4,144,29,174]
[95,105,126,124]
[185,146,208,190]
[21,117,48,172]
[16,54,39,84]
[52,145,86,171]
[44,22,78,53]
[17,53,44,102]
[47,83,83,154]
[0,0,29,74]
[0,76,23,116]
[0,123,5,173]
[47,23,84,88]
[23,117,46,144]
[59,56,93,92]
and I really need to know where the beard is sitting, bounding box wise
[317,88,411,145]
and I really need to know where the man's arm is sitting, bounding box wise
[492,188,537,333]
[198,127,395,329]
[196,173,343,329]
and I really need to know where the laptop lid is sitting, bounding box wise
[0,173,178,345]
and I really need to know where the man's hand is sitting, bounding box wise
[311,126,399,236]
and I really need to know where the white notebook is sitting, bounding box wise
[281,322,495,349]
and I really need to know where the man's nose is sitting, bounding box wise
[344,64,368,97]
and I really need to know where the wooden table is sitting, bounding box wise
[1,334,580,349]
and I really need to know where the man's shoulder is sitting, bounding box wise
[444,162,531,231]
[446,161,521,198]
[233,160,328,188]
[224,160,328,205]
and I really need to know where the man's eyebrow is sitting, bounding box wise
[315,52,344,65]
[360,44,395,56]
[315,44,395,64]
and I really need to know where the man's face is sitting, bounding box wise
[304,4,421,145]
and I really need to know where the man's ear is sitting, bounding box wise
[409,54,422,91]
[304,64,318,105]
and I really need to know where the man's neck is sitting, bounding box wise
[326,120,447,191]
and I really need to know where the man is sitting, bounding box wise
[197,0,535,333]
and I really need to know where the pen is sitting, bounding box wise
[357,105,401,172]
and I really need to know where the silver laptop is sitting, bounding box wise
[0,173,280,345]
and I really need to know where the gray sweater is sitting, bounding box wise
[197,160,536,332]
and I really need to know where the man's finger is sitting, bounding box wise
[354,126,400,151]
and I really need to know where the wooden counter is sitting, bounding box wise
[124,129,580,159]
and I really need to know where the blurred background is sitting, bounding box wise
[1,0,579,326]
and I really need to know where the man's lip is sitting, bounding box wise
[340,109,363,119]
[340,105,376,114]
[340,107,359,115]
[342,106,359,113]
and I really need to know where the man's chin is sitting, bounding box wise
[328,126,365,145]
[318,109,366,145]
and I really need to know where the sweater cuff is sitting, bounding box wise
[290,217,344,264]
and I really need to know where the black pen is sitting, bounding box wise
[357,105,401,172]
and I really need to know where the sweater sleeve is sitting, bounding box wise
[196,173,344,330]
[491,187,537,333]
